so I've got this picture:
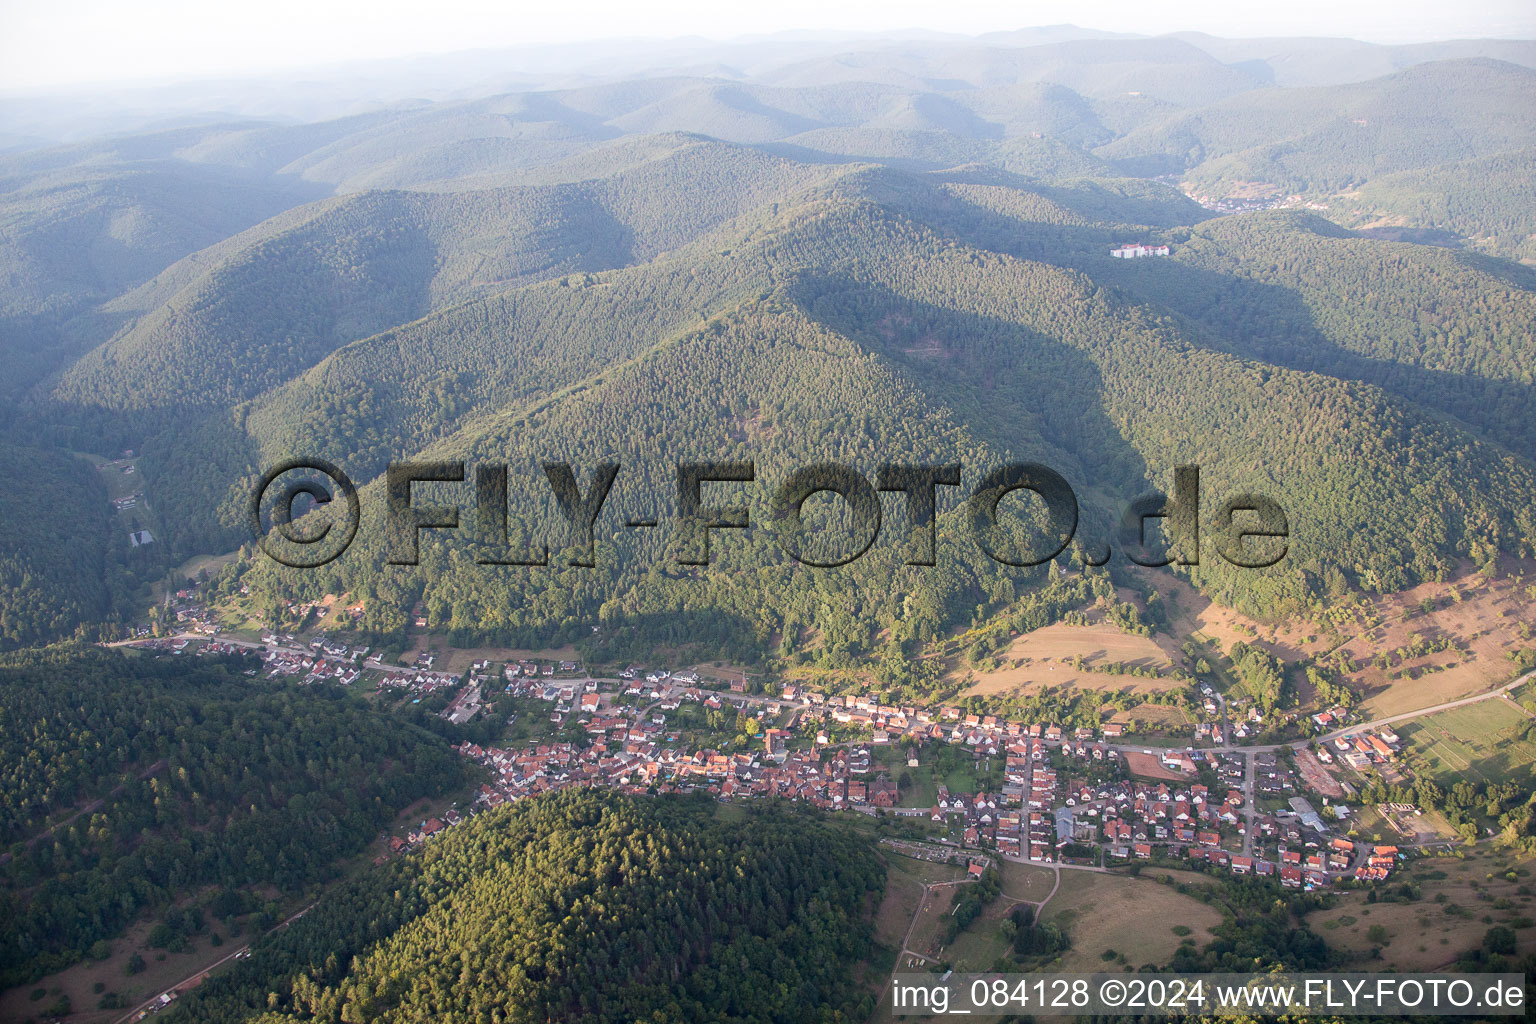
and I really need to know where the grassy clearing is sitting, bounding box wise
[0,906,225,1024]
[1001,861,1056,902]
[906,883,961,961]
[944,896,1018,971]
[887,854,967,887]
[1306,848,1536,970]
[955,617,1180,698]
[1042,871,1224,972]
[943,763,980,793]
[873,861,927,952]
[899,766,938,808]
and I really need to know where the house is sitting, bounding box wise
[1161,750,1197,773]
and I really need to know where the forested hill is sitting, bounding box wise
[222,182,1536,653]
[1,31,1534,651]
[0,442,121,648]
[0,648,464,986]
[169,791,885,1024]
[1100,58,1536,188]
[45,139,844,421]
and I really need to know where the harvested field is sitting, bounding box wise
[1123,751,1188,781]
[1142,560,1536,718]
[957,613,1180,697]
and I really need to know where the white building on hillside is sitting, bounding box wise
[1110,242,1170,258]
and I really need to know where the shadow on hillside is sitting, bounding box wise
[885,195,1536,462]
[1072,252,1536,463]
[785,275,1155,564]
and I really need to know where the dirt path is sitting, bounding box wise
[877,877,977,1007]
[0,759,166,867]
[1033,865,1062,915]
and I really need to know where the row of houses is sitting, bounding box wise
[506,658,578,679]
[459,730,915,814]
[782,685,1130,745]
[261,647,363,686]
[1318,729,1400,771]
[375,665,459,697]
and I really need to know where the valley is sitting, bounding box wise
[1,17,1534,1023]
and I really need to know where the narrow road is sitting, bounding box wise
[1310,671,1536,746]
[1034,865,1062,913]
[112,903,315,1024]
[1241,751,1256,858]
[1119,669,1536,757]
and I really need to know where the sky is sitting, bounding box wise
[1,0,1534,91]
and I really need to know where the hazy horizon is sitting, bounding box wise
[2,0,1534,94]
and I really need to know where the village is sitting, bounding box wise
[119,619,1425,896]
[411,660,1410,892]
[118,576,1462,901]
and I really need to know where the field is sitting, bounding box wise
[1106,703,1194,732]
[1041,870,1225,972]
[1144,562,1536,717]
[1350,803,1457,845]
[879,854,975,968]
[1141,866,1221,888]
[1514,680,1536,715]
[872,859,930,953]
[943,893,1020,971]
[905,883,963,964]
[1306,848,1536,970]
[1000,860,1057,902]
[1142,568,1326,665]
[1337,570,1536,717]
[1123,751,1190,781]
[938,863,1060,969]
[172,550,240,582]
[1398,699,1536,788]
[0,786,475,1024]
[956,615,1180,697]
[0,904,227,1024]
